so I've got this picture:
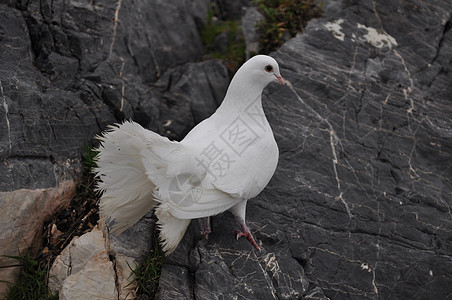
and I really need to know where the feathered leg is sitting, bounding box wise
[201,217,211,238]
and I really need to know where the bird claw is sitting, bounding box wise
[234,229,242,240]
[234,229,260,250]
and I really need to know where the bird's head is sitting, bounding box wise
[219,54,285,112]
[239,55,285,87]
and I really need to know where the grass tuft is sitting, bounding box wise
[82,143,99,175]
[127,233,164,298]
[2,254,58,300]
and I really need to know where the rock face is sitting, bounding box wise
[242,7,264,58]
[266,1,452,298]
[48,228,118,300]
[49,217,156,300]
[0,0,213,192]
[0,0,223,295]
[0,180,76,295]
[158,1,452,300]
[105,211,156,300]
[1,0,451,299]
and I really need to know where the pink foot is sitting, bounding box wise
[234,224,260,250]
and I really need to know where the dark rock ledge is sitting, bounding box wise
[0,0,451,299]
[159,1,452,299]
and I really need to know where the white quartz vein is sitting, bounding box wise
[1,80,12,155]
[109,0,122,59]
[287,81,353,218]
[119,57,125,112]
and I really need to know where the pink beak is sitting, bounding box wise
[275,74,285,85]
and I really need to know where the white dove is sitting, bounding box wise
[94,55,284,254]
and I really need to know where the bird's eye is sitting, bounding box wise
[265,65,273,72]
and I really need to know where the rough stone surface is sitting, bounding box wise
[58,257,117,300]
[156,264,194,300]
[0,180,76,295]
[159,1,452,300]
[0,0,211,192]
[0,0,225,294]
[49,227,118,300]
[1,0,452,299]
[49,221,155,300]
[214,0,251,20]
[105,211,155,300]
[242,7,264,58]
[0,4,111,191]
[151,60,229,140]
[264,1,452,298]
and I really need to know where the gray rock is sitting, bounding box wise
[214,31,230,53]
[264,1,452,299]
[156,264,194,300]
[107,211,155,263]
[0,4,114,191]
[0,0,217,294]
[242,6,264,58]
[0,0,212,192]
[152,60,229,140]
[159,0,452,299]
[1,0,452,299]
[214,0,251,19]
[105,211,155,299]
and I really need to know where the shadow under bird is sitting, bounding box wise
[94,55,285,254]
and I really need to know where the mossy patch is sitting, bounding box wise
[201,6,246,73]
[255,0,324,53]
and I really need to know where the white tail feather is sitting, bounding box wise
[155,204,191,254]
[95,121,161,234]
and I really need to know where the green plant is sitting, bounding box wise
[40,142,100,272]
[2,254,58,300]
[254,0,324,53]
[127,234,164,297]
[78,143,100,201]
[201,7,246,72]
[82,143,99,174]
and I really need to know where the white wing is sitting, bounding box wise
[211,132,279,199]
[180,113,279,201]
[141,145,243,220]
